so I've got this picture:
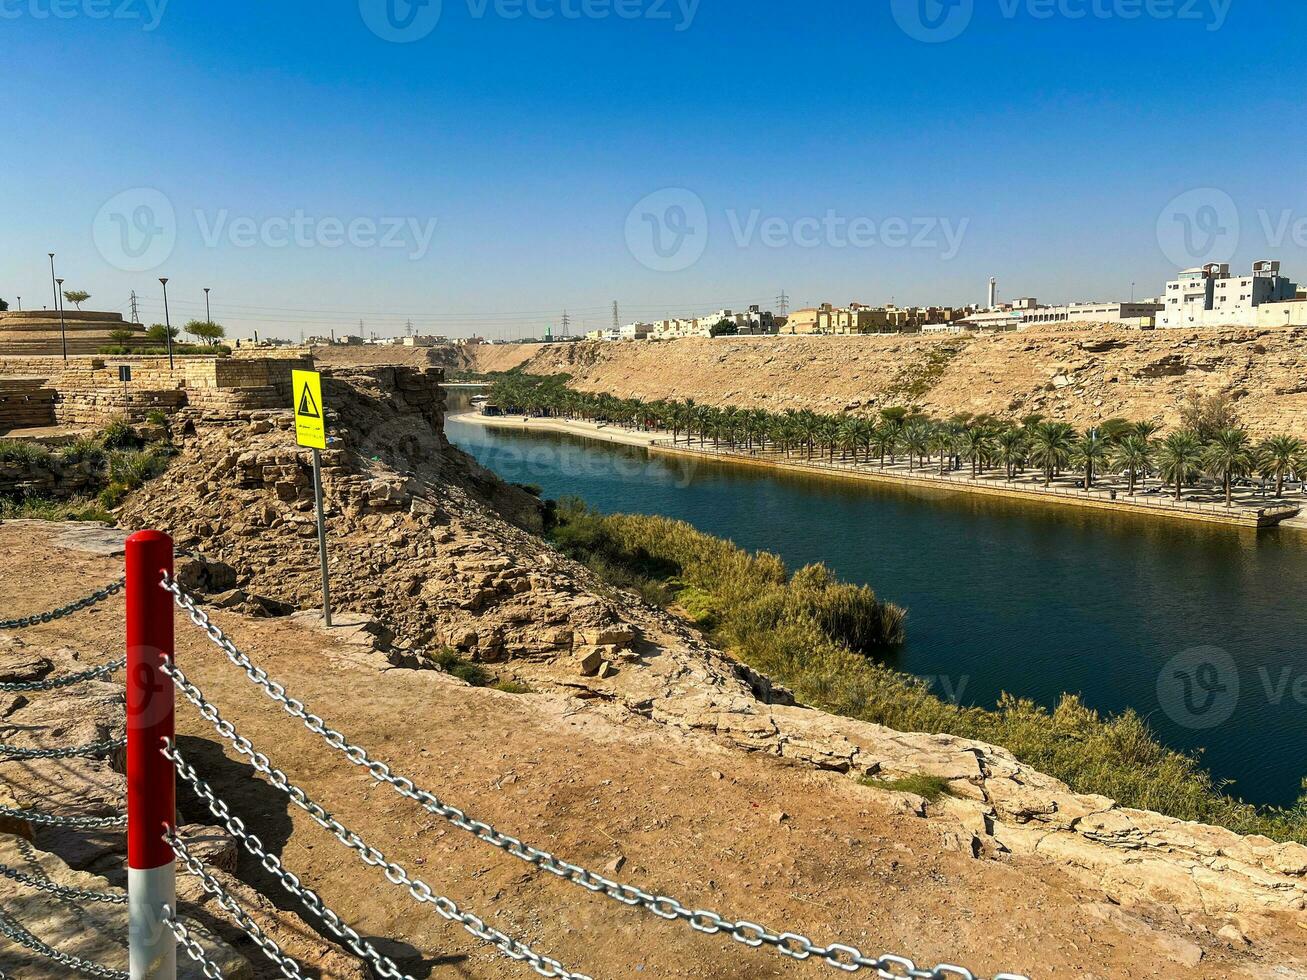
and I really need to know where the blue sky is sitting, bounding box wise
[2,0,1305,339]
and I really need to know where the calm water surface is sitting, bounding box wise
[447,401,1307,808]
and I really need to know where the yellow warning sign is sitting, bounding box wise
[292,369,326,450]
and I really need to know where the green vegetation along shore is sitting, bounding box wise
[547,498,1307,844]
[490,372,1307,506]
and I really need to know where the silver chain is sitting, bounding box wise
[0,803,125,830]
[163,574,1028,979]
[0,736,125,761]
[0,906,128,979]
[0,579,125,631]
[167,830,308,980]
[0,655,125,692]
[162,663,593,980]
[163,738,419,980]
[162,906,227,980]
[0,860,126,905]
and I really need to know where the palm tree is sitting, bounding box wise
[995,429,1027,481]
[1110,434,1153,495]
[870,424,896,468]
[902,423,931,471]
[1096,417,1134,444]
[1027,421,1075,486]
[1257,435,1305,497]
[1155,430,1204,501]
[1132,419,1163,442]
[1203,427,1254,507]
[1072,430,1109,490]
[929,425,956,475]
[961,427,994,479]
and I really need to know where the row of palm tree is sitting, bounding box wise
[486,377,1307,505]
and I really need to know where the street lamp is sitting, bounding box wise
[203,287,210,326]
[55,278,67,361]
[48,253,67,361]
[159,278,174,370]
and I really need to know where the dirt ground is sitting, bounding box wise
[4,522,1306,979]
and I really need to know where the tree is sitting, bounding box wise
[1110,435,1153,495]
[1027,421,1075,486]
[709,318,738,337]
[1257,435,1305,497]
[1072,430,1109,490]
[108,327,135,345]
[62,289,90,310]
[0,298,8,312]
[1180,393,1238,442]
[184,319,226,345]
[961,426,994,478]
[1203,427,1254,507]
[1156,430,1204,501]
[995,428,1027,481]
[145,323,179,342]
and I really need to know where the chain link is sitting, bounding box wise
[0,906,128,979]
[0,655,125,692]
[162,906,227,980]
[167,830,308,980]
[0,803,125,830]
[163,738,418,980]
[0,579,125,631]
[163,574,1029,980]
[162,664,593,980]
[0,736,125,761]
[0,862,126,905]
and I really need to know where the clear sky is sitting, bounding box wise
[3,0,1305,339]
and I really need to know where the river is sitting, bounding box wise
[446,399,1307,809]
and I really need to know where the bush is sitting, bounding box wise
[861,774,955,802]
[494,680,533,694]
[426,647,492,686]
[0,495,114,523]
[57,437,107,466]
[108,448,169,490]
[0,440,51,465]
[98,418,138,450]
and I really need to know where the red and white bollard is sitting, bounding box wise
[125,530,176,980]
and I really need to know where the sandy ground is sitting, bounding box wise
[450,410,662,449]
[2,521,1305,979]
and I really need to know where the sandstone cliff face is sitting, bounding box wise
[469,327,1307,436]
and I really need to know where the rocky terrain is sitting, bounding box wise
[466,327,1307,436]
[3,364,1307,976]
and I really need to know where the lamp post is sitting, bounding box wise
[48,253,67,361]
[159,278,174,370]
[55,278,68,361]
[203,287,210,326]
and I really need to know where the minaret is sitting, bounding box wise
[987,277,998,309]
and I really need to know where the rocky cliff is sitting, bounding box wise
[468,327,1307,436]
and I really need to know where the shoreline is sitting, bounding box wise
[451,409,1303,529]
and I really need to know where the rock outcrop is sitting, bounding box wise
[466,328,1307,436]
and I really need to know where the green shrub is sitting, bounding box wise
[494,680,533,694]
[108,449,166,489]
[861,774,955,802]
[98,482,130,509]
[0,440,50,465]
[427,647,492,686]
[57,437,107,466]
[145,409,168,426]
[98,418,138,450]
[0,495,114,523]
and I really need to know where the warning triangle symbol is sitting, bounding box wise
[297,385,321,419]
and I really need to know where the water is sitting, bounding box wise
[446,401,1307,808]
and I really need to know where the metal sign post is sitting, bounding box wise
[292,369,331,627]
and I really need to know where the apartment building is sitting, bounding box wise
[1157,261,1299,328]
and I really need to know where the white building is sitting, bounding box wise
[1157,261,1299,328]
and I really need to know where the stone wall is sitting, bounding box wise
[0,310,145,356]
[0,355,313,427]
[0,380,56,430]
